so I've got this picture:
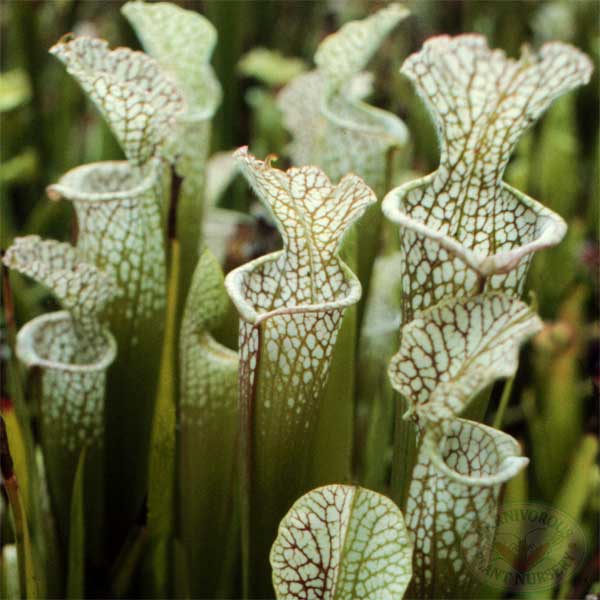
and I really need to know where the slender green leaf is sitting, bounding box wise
[179,249,239,598]
[520,435,598,600]
[147,240,180,596]
[526,286,588,498]
[0,69,32,112]
[1,401,32,527]
[0,149,38,186]
[1,416,40,599]
[109,525,149,598]
[356,252,402,490]
[67,448,86,599]
[553,436,599,600]
[238,48,307,87]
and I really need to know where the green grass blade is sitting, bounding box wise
[66,448,86,599]
[147,240,180,597]
[1,416,40,599]
[178,249,239,598]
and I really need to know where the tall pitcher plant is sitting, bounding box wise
[122,1,222,308]
[382,33,592,509]
[4,236,118,565]
[47,33,181,548]
[277,1,412,508]
[43,2,222,558]
[225,147,376,596]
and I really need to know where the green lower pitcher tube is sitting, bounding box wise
[17,311,116,569]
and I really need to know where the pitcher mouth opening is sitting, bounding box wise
[17,311,117,372]
[382,176,567,276]
[224,251,362,326]
[320,95,409,146]
[47,158,163,205]
[423,419,529,488]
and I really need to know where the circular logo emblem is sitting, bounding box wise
[466,502,587,592]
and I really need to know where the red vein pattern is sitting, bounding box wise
[383,35,592,324]
[271,484,412,599]
[50,35,185,166]
[388,294,540,597]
